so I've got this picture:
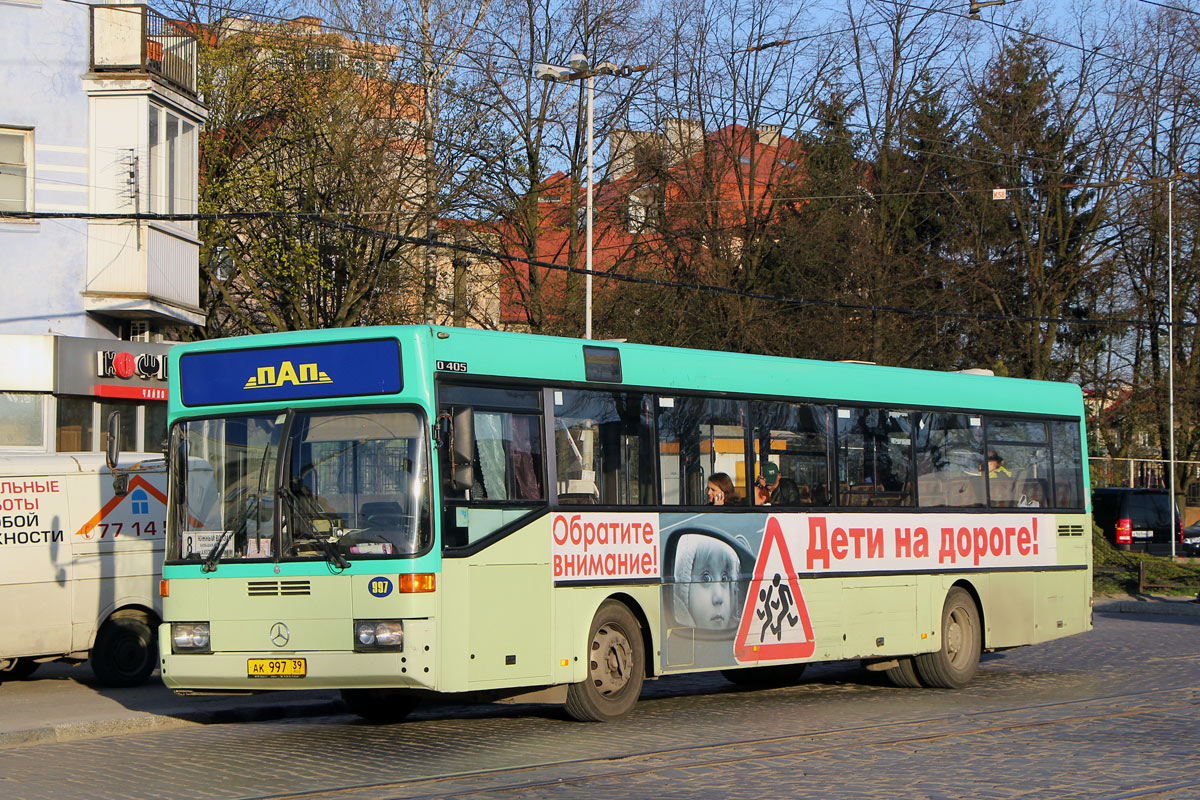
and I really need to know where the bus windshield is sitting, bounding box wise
[168,408,431,564]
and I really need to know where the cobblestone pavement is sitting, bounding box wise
[1,611,1197,800]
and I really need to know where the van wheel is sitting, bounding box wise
[341,689,420,722]
[883,657,922,688]
[565,600,644,722]
[91,610,157,688]
[721,663,807,687]
[915,588,980,689]
[0,658,40,681]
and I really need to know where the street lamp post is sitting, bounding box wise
[1168,176,1176,559]
[534,55,618,340]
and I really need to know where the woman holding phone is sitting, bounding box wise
[706,472,736,506]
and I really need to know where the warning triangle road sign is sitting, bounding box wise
[733,516,815,663]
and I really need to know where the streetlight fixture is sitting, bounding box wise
[534,55,619,340]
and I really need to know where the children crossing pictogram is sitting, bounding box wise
[733,516,815,662]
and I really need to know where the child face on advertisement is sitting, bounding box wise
[689,541,737,629]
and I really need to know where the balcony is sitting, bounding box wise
[84,222,205,327]
[91,4,198,96]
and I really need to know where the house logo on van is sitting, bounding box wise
[243,361,333,390]
[74,475,168,540]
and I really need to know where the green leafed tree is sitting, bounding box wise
[955,31,1113,381]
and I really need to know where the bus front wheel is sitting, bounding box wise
[565,600,644,722]
[915,587,980,689]
[91,610,157,688]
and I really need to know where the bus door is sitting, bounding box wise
[438,384,551,686]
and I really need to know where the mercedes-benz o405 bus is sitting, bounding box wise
[159,326,1092,721]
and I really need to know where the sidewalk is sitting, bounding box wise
[0,661,343,749]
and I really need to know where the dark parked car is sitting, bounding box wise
[1091,488,1183,555]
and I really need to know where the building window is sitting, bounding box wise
[626,194,648,233]
[148,105,196,219]
[0,127,33,213]
[0,392,45,448]
[55,397,166,453]
[56,397,95,452]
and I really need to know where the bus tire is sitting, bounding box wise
[915,587,980,689]
[565,600,644,722]
[91,610,157,688]
[883,657,922,688]
[340,689,420,722]
[721,663,807,687]
[0,658,40,681]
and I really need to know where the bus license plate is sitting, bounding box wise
[248,658,306,678]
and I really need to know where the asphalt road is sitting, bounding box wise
[0,606,1197,800]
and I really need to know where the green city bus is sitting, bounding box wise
[159,326,1092,721]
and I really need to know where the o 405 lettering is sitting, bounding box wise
[436,360,468,373]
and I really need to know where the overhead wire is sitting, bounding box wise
[1,208,1181,329]
[61,0,1197,181]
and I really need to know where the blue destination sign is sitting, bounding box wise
[180,339,402,406]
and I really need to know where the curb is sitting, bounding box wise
[0,698,344,750]
[1094,600,1200,618]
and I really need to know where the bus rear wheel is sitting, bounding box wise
[91,610,157,688]
[0,658,40,681]
[565,600,644,722]
[883,657,922,688]
[341,689,421,723]
[915,587,980,689]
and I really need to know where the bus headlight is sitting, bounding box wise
[172,622,212,653]
[354,620,404,651]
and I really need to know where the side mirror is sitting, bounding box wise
[105,410,121,472]
[450,406,474,491]
[105,411,129,497]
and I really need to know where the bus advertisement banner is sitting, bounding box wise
[553,511,1060,673]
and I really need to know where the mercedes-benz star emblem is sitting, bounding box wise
[269,622,290,647]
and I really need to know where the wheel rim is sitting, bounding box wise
[111,631,148,677]
[946,606,970,667]
[590,622,633,696]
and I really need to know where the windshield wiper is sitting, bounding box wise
[311,532,349,570]
[202,492,256,573]
[278,483,349,570]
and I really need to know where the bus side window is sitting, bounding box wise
[553,389,655,505]
[438,384,546,550]
[1049,420,1084,509]
[656,396,747,506]
[913,412,984,508]
[835,408,915,508]
[752,401,833,507]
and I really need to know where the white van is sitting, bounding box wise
[0,453,166,686]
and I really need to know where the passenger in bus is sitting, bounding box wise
[755,462,801,506]
[672,533,740,630]
[707,473,735,506]
[988,451,1012,478]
